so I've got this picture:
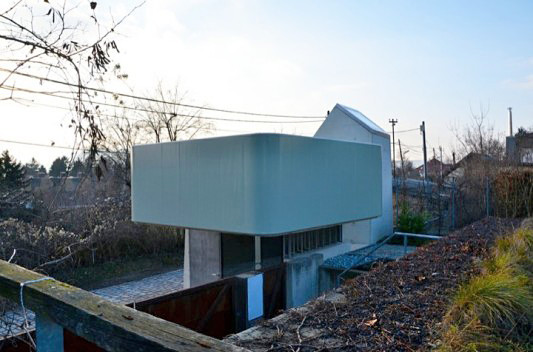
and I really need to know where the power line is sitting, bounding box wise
[386,127,419,134]
[0,85,324,124]
[0,138,78,151]
[9,98,261,136]
[0,67,325,119]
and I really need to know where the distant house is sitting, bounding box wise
[444,152,492,183]
[416,157,451,180]
[506,132,533,164]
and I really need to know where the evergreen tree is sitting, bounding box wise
[24,157,42,177]
[49,156,68,177]
[0,150,25,188]
[70,159,86,176]
[515,127,529,137]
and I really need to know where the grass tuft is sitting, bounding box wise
[438,226,533,351]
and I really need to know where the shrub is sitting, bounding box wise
[493,168,533,218]
[397,201,427,234]
[438,227,533,351]
[0,203,183,272]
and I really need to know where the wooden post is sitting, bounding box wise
[0,260,249,352]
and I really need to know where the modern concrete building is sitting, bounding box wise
[131,105,392,314]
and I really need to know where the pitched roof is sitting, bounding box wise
[334,104,389,138]
[443,152,493,178]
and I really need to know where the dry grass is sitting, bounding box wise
[438,223,533,351]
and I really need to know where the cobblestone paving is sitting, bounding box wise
[93,269,184,304]
[0,269,184,339]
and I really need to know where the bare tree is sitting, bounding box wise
[452,105,504,160]
[102,110,143,188]
[0,1,141,172]
[101,81,213,188]
[138,82,213,143]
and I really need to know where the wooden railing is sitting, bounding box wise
[0,259,248,352]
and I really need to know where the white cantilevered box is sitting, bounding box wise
[131,133,382,236]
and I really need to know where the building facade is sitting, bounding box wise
[131,105,393,314]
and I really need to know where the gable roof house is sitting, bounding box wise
[444,152,493,183]
[314,104,393,244]
[416,157,452,181]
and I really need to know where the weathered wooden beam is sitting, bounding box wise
[0,260,249,352]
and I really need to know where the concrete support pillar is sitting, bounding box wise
[254,236,261,270]
[184,229,190,288]
[184,229,221,289]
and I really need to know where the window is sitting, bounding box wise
[261,236,283,268]
[283,225,342,258]
[221,233,255,277]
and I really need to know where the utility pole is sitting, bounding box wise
[399,139,405,179]
[508,107,513,137]
[439,146,443,180]
[420,121,428,181]
[389,118,398,178]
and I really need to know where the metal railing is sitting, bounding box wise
[337,232,441,286]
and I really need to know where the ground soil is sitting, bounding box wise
[230,217,521,351]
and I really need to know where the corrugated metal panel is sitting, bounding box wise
[132,133,382,236]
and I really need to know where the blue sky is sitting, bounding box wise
[1,0,532,166]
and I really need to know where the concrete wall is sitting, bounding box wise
[370,133,393,242]
[286,253,323,308]
[342,220,371,244]
[285,241,366,308]
[184,229,221,289]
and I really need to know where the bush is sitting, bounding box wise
[493,168,533,218]
[438,227,533,351]
[397,201,427,234]
[0,203,183,272]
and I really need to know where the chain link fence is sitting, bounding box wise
[393,165,533,235]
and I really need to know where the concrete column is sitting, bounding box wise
[184,229,190,288]
[254,236,261,270]
[184,229,221,288]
